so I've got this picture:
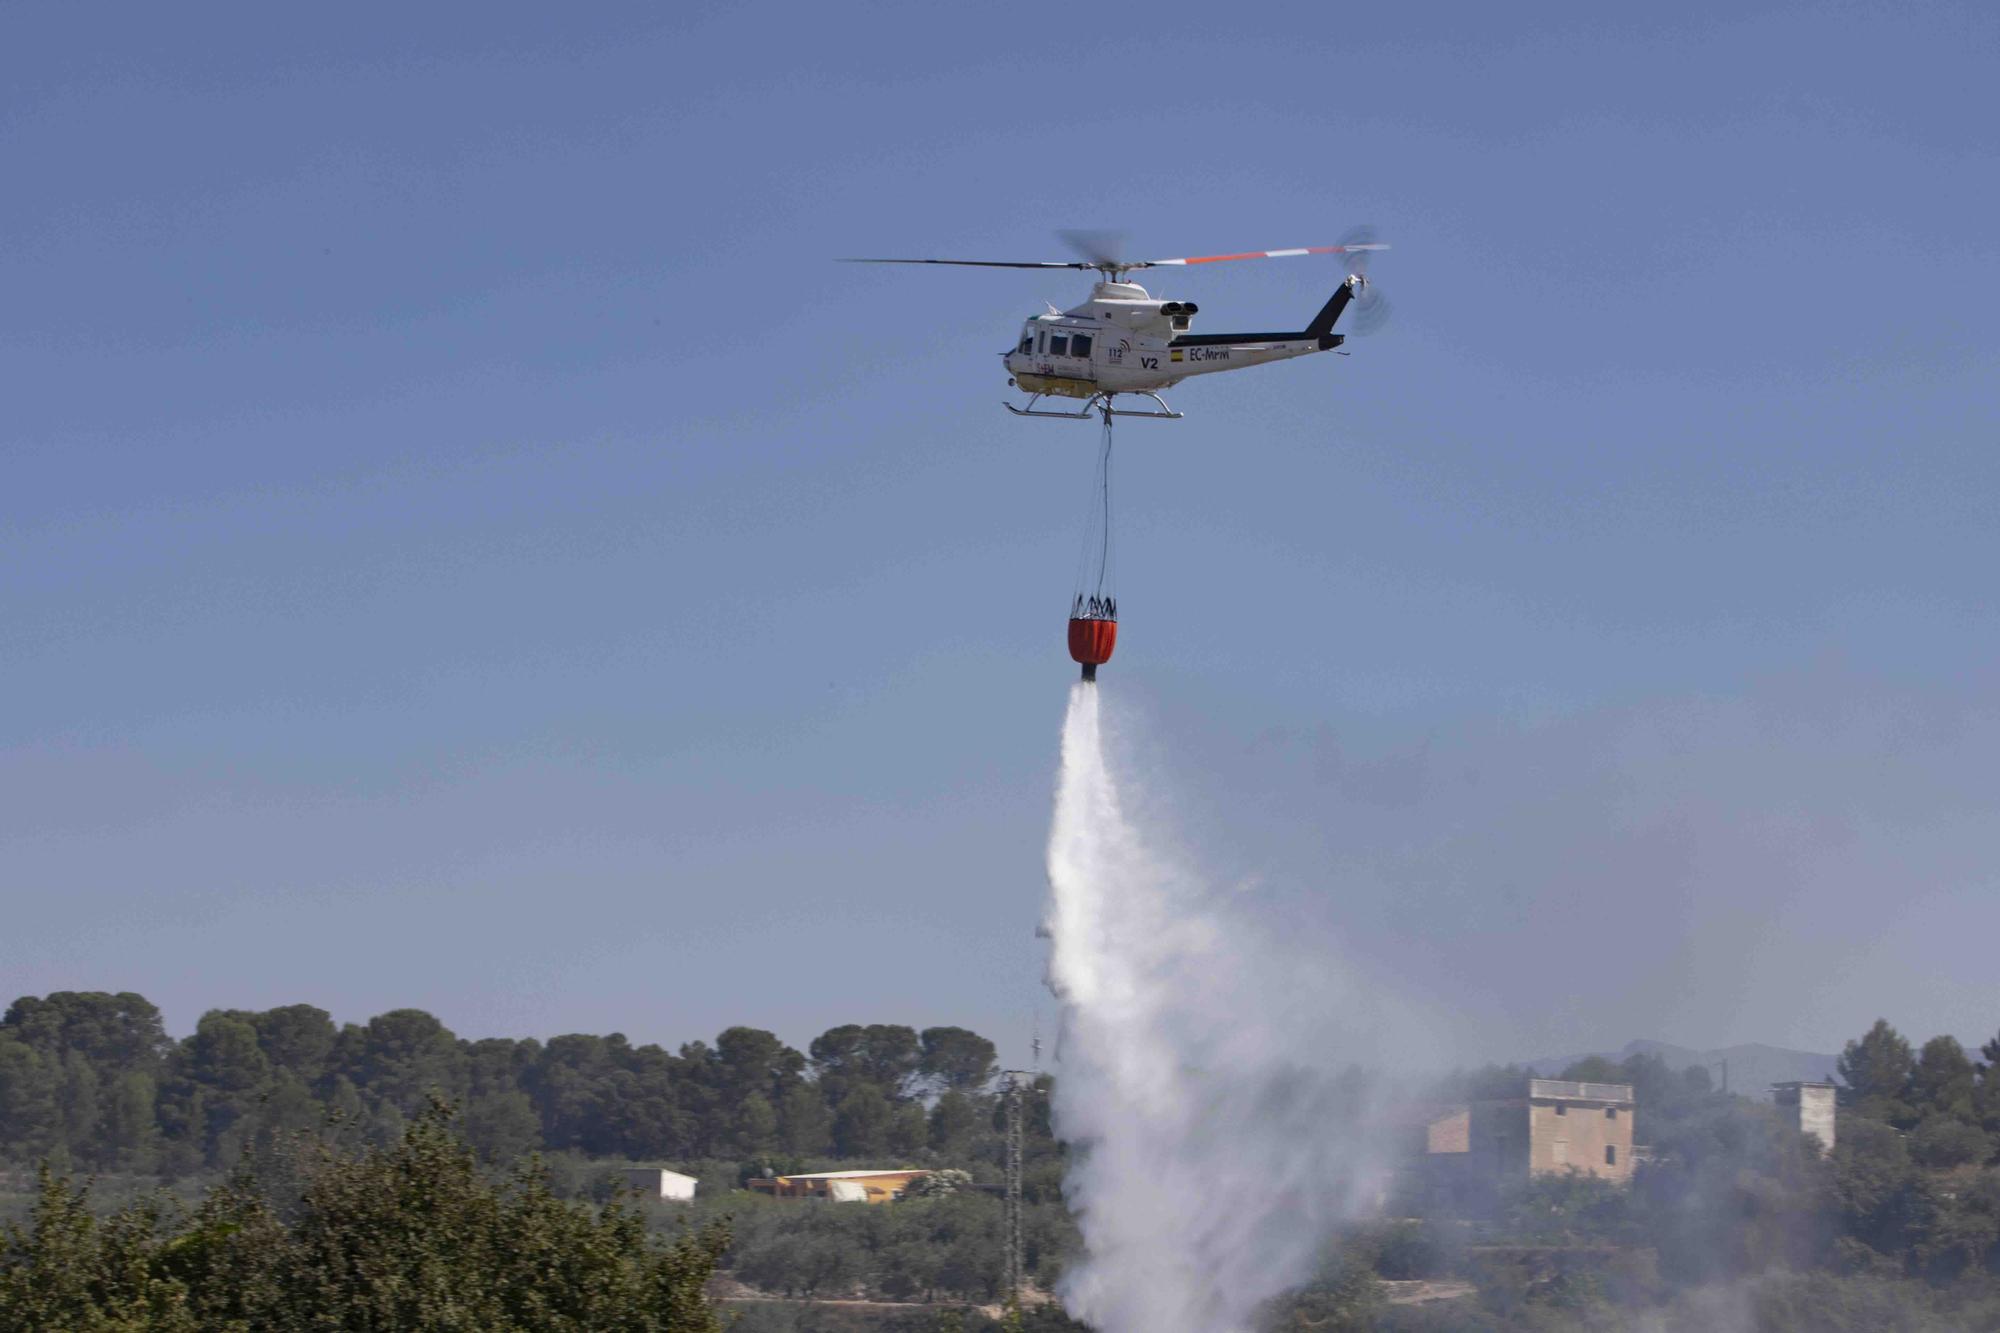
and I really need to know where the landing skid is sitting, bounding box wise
[1004,391,1182,420]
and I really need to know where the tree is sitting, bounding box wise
[1558,1055,1628,1085]
[1911,1169,2000,1281]
[1980,1044,2000,1137]
[833,1084,895,1158]
[733,1092,780,1157]
[0,1101,732,1332]
[466,1037,538,1097]
[1911,1036,1978,1122]
[1626,1096,1833,1282]
[462,1090,544,1164]
[0,1168,192,1332]
[1,992,173,1074]
[0,1040,62,1165]
[55,1052,102,1167]
[1909,1116,1991,1171]
[529,1033,623,1154]
[241,1072,326,1150]
[247,1004,337,1081]
[1830,1117,1927,1261]
[100,1071,160,1172]
[695,1028,804,1157]
[176,1011,274,1165]
[333,1008,468,1116]
[616,1056,696,1160]
[1839,1020,1917,1127]
[777,1080,832,1156]
[810,1025,922,1102]
[1,992,172,1168]
[889,1100,929,1155]
[929,1089,982,1154]
[920,1027,998,1094]
[714,1027,807,1102]
[876,1237,939,1301]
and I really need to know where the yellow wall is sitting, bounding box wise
[764,1170,930,1203]
[1425,1109,1471,1154]
[1527,1099,1633,1181]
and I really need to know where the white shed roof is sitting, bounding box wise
[777,1168,927,1181]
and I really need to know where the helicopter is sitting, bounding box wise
[843,229,1388,419]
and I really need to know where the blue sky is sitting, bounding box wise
[5,1,1997,1064]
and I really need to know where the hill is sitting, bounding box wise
[1527,1037,1839,1094]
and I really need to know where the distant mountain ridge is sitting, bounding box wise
[1526,1038,1840,1095]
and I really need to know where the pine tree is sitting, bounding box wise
[1838,1019,1917,1127]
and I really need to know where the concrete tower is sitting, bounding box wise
[1772,1081,1837,1156]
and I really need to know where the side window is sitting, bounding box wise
[1048,334,1069,356]
[1036,330,1047,354]
[1071,334,1093,358]
[1019,333,1033,354]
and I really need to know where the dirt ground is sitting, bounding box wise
[1381,1278,1478,1305]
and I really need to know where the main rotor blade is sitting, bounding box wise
[838,258,1090,269]
[1140,242,1389,268]
[1056,229,1129,269]
[840,238,1389,272]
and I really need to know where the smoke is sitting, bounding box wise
[1035,667,2000,1331]
[1042,685,1408,1333]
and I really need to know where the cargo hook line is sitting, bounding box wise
[1090,406,1113,602]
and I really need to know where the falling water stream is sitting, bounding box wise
[1043,685,1394,1333]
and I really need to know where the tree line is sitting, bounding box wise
[0,992,1015,1175]
[1835,1018,2000,1168]
[21,991,2000,1330]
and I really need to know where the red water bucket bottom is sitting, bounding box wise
[1068,617,1117,666]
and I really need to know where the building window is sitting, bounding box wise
[1606,1145,1617,1166]
[1606,1107,1618,1120]
[1554,1103,1566,1116]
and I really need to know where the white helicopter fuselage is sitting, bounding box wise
[1001,280,1331,400]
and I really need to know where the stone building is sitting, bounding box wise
[1413,1078,1636,1211]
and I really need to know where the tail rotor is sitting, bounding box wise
[1336,225,1392,336]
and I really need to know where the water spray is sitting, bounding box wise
[1042,686,1398,1333]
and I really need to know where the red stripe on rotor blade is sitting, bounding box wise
[1183,251,1272,264]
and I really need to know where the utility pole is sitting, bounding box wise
[1000,1069,1030,1312]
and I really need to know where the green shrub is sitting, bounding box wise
[0,1101,729,1332]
